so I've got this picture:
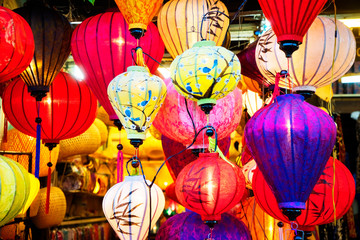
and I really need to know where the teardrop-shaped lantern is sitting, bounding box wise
[244,94,336,221]
[157,0,229,59]
[170,40,241,114]
[71,12,164,126]
[257,0,327,57]
[108,66,167,147]
[256,16,356,93]
[0,6,34,82]
[103,175,165,240]
[14,1,72,100]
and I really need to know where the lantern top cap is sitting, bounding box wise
[127,66,148,72]
[199,152,220,158]
[193,40,216,48]
[125,175,144,181]
[276,94,304,102]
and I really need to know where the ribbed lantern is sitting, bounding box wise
[175,152,245,224]
[103,175,165,240]
[157,0,229,59]
[244,94,336,221]
[256,17,356,93]
[156,212,251,240]
[257,0,327,57]
[108,66,167,148]
[0,6,34,83]
[253,157,355,227]
[71,11,164,125]
[170,40,241,114]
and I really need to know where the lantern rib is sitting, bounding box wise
[174,0,184,55]
[109,13,116,79]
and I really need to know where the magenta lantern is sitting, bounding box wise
[175,153,245,223]
[71,11,164,124]
[244,94,336,221]
[153,79,242,148]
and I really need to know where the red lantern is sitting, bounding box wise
[257,0,327,57]
[253,157,355,227]
[71,11,164,125]
[0,6,34,83]
[175,153,245,223]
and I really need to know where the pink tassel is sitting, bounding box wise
[117,150,124,183]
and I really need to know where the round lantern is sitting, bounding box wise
[30,187,66,229]
[175,152,245,223]
[256,16,356,92]
[107,66,167,147]
[103,175,165,240]
[2,72,97,146]
[257,0,327,57]
[156,212,251,240]
[242,90,264,117]
[71,11,164,124]
[161,135,231,180]
[253,157,355,227]
[114,0,162,39]
[17,173,40,217]
[157,0,229,59]
[153,79,242,148]
[0,6,34,82]
[170,40,241,114]
[239,75,262,94]
[14,1,72,100]
[244,94,336,220]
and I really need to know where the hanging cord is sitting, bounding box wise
[328,0,338,116]
[35,101,42,179]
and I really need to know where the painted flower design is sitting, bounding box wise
[195,83,201,88]
[216,77,221,83]
[146,117,151,122]
[188,70,194,76]
[131,124,136,130]
[124,117,130,122]
[178,63,184,68]
[141,126,147,131]
[206,75,213,80]
[152,96,158,101]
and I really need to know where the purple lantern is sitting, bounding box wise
[244,94,336,221]
[156,212,251,240]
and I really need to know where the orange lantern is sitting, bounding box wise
[157,0,229,58]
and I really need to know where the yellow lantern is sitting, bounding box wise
[157,0,229,58]
[239,75,262,94]
[256,16,356,93]
[170,40,241,114]
[17,173,40,216]
[114,0,163,39]
[108,66,167,147]
[93,118,109,146]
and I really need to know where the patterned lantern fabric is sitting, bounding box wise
[0,6,34,82]
[103,175,165,240]
[175,153,245,221]
[244,94,336,210]
[108,66,167,140]
[170,40,241,106]
[156,212,251,240]
[157,0,229,58]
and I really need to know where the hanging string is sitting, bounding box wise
[45,150,52,214]
[35,101,42,179]
[329,0,338,116]
[269,72,282,104]
[332,150,337,225]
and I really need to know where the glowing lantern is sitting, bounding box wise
[253,157,355,227]
[17,173,40,216]
[71,12,164,125]
[238,75,262,94]
[114,0,162,39]
[242,90,264,117]
[103,175,165,240]
[171,40,241,114]
[256,17,356,93]
[157,0,229,58]
[244,94,336,221]
[156,212,251,240]
[257,0,327,57]
[107,66,167,147]
[0,6,34,82]
[14,1,72,100]
[154,78,242,147]
[175,152,245,224]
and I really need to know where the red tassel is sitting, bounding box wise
[45,153,52,214]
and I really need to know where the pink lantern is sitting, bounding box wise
[153,79,242,148]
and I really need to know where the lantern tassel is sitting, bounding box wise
[135,47,150,72]
[45,153,52,214]
[117,150,124,183]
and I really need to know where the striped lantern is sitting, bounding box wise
[103,175,165,240]
[157,0,229,59]
[255,16,356,92]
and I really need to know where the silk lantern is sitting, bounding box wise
[171,40,241,114]
[14,1,72,100]
[103,175,165,240]
[257,0,327,57]
[253,157,355,227]
[244,94,336,221]
[71,12,164,125]
[256,17,356,93]
[108,66,167,147]
[156,212,251,240]
[0,6,34,83]
[175,152,245,224]
[157,0,229,59]
[153,78,242,148]
[17,173,40,216]
[114,0,162,39]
